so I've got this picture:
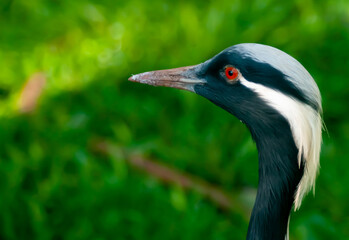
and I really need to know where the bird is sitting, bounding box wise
[129,43,322,240]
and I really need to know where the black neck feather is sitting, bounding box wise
[246,111,304,240]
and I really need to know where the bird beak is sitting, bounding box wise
[128,64,205,92]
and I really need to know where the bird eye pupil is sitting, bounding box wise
[228,70,233,76]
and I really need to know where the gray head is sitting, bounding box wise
[227,43,321,111]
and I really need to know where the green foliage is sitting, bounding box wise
[0,0,348,239]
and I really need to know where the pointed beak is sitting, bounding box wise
[128,64,205,92]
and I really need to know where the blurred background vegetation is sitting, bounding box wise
[1,0,348,239]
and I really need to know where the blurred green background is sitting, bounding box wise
[1,0,348,239]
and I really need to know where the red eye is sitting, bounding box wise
[225,67,239,80]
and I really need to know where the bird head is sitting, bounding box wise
[129,43,322,210]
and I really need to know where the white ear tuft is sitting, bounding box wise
[240,77,322,209]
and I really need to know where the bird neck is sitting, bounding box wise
[246,119,304,240]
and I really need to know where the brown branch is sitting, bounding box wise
[91,140,252,219]
[18,72,46,113]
